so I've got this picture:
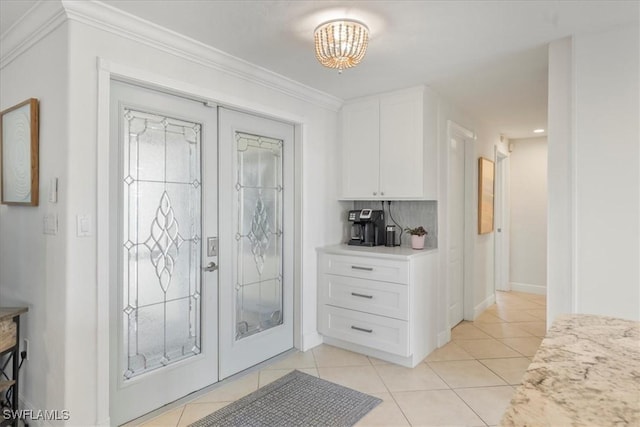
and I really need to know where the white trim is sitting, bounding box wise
[0,0,66,69]
[510,282,547,295]
[18,395,49,427]
[447,120,477,141]
[437,329,451,348]
[2,0,342,110]
[494,147,510,292]
[96,58,308,424]
[570,37,579,314]
[95,58,111,427]
[442,120,477,335]
[463,133,476,322]
[473,293,496,319]
[66,0,341,111]
[302,332,323,351]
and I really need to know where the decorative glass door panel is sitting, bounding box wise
[235,132,283,339]
[122,108,202,378]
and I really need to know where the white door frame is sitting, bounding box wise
[444,120,477,328]
[96,58,304,426]
[494,147,510,291]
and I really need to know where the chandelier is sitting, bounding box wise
[314,19,369,73]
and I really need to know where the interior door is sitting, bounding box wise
[218,108,294,379]
[448,136,465,327]
[494,151,510,291]
[109,81,218,425]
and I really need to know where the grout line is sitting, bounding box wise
[450,387,491,426]
[173,405,186,427]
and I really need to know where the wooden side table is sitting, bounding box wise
[0,307,28,427]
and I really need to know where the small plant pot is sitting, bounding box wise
[411,235,425,250]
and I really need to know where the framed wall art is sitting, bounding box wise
[478,157,494,234]
[1,98,39,206]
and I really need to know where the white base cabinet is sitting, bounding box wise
[317,245,438,367]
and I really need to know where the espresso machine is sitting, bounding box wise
[347,209,386,246]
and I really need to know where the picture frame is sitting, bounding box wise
[478,157,494,234]
[1,98,39,206]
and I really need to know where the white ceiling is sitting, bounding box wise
[2,1,639,138]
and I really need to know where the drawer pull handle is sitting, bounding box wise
[351,326,373,333]
[351,266,373,271]
[351,292,373,299]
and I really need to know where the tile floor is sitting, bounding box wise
[128,291,546,427]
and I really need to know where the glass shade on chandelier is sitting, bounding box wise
[314,19,369,72]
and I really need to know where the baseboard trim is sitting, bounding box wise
[15,395,52,427]
[510,282,547,295]
[437,329,451,347]
[473,293,496,319]
[301,332,323,351]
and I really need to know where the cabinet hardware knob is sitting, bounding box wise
[351,266,373,271]
[373,192,377,196]
[351,326,373,333]
[381,192,384,196]
[351,292,374,299]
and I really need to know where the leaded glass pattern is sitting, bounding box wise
[121,108,202,380]
[234,132,283,339]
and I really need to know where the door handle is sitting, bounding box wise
[203,261,218,272]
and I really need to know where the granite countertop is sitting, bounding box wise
[0,307,28,323]
[318,244,437,260]
[500,314,640,426]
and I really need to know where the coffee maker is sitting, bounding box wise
[347,209,386,246]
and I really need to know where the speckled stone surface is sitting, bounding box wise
[500,314,640,426]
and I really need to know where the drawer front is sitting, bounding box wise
[0,319,17,353]
[321,274,409,320]
[320,305,410,356]
[321,254,409,284]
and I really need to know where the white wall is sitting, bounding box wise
[547,37,574,321]
[509,137,547,294]
[0,21,69,422]
[435,91,507,343]
[2,2,344,425]
[547,23,640,324]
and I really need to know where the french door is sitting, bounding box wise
[109,82,295,424]
[218,108,294,379]
[109,81,218,425]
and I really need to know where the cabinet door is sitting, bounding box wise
[379,90,424,198]
[341,99,380,198]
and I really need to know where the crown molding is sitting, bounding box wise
[0,0,67,69]
[1,0,343,111]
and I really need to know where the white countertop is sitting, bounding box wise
[317,244,437,260]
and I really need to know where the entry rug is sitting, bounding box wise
[189,370,382,427]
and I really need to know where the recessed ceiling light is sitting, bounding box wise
[533,129,545,133]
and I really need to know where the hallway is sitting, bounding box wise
[127,291,546,427]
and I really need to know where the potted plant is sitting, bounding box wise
[405,226,428,250]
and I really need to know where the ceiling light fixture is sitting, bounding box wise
[533,129,545,133]
[314,19,369,73]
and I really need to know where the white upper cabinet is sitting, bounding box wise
[341,98,380,197]
[340,86,438,200]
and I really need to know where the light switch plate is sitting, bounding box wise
[49,178,58,203]
[76,215,92,237]
[43,214,58,235]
